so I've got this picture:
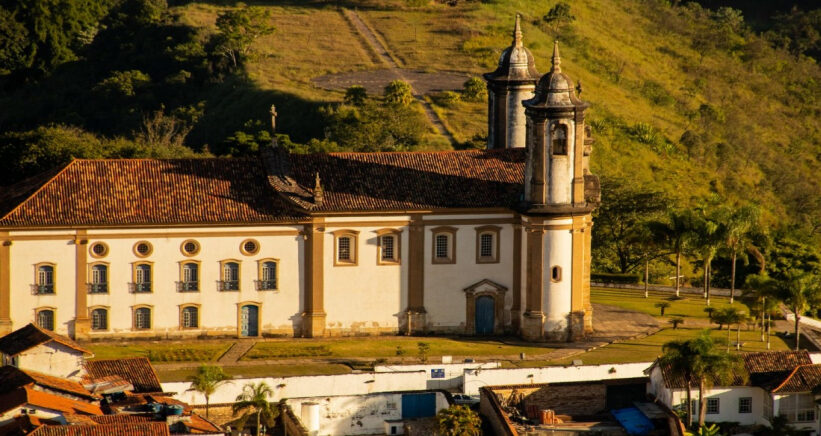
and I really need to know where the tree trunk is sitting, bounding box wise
[685,382,693,429]
[644,259,649,298]
[703,259,708,300]
[698,378,707,429]
[795,310,801,351]
[730,251,737,304]
[675,251,681,297]
[737,321,741,350]
[767,313,771,350]
[705,263,711,306]
[727,323,732,352]
[205,396,210,418]
[257,410,261,436]
[761,297,766,342]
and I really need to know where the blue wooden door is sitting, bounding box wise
[241,305,258,337]
[475,296,495,335]
[402,393,436,419]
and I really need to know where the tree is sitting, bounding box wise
[437,405,481,436]
[542,2,575,35]
[232,381,279,435]
[462,77,487,102]
[660,331,746,430]
[384,80,414,106]
[649,210,695,297]
[655,301,670,316]
[344,85,367,106]
[187,365,232,418]
[774,271,821,351]
[690,209,726,306]
[417,342,430,363]
[669,318,684,329]
[214,4,275,68]
[722,205,761,303]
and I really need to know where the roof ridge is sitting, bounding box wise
[0,160,78,224]
[772,364,804,393]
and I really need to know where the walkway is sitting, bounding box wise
[341,8,456,145]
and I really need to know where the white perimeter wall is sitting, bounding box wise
[375,362,500,390]
[287,392,449,436]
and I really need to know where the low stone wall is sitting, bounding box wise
[593,282,740,297]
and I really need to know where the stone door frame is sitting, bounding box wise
[463,279,508,335]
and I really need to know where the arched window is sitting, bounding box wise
[257,261,277,291]
[36,309,54,331]
[552,123,568,155]
[90,264,108,294]
[220,261,240,291]
[91,308,108,331]
[551,266,562,282]
[431,227,457,264]
[181,306,199,329]
[333,230,359,266]
[179,262,199,292]
[132,264,152,293]
[475,226,501,264]
[36,264,55,294]
[376,230,401,265]
[134,307,151,330]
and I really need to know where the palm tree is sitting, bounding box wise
[233,381,279,435]
[187,365,232,418]
[774,271,821,351]
[690,210,726,306]
[628,223,666,298]
[649,210,695,297]
[660,331,746,430]
[722,205,760,303]
[437,404,481,436]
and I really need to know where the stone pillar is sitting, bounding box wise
[406,214,427,333]
[572,111,586,205]
[584,220,594,333]
[528,117,548,205]
[73,231,90,339]
[303,218,326,337]
[521,222,544,341]
[493,86,509,150]
[0,233,11,335]
[510,221,522,333]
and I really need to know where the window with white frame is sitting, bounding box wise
[36,264,55,294]
[36,309,54,330]
[179,262,199,292]
[220,261,240,291]
[738,397,752,414]
[706,398,719,415]
[475,226,500,263]
[91,308,108,331]
[90,264,108,294]
[257,260,277,290]
[432,227,457,264]
[134,307,151,329]
[377,230,401,264]
[133,264,152,293]
[779,394,816,423]
[181,306,199,328]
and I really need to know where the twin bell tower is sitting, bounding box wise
[484,15,599,341]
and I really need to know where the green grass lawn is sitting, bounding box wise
[155,363,352,383]
[88,342,233,363]
[592,287,751,319]
[244,336,553,361]
[549,327,792,366]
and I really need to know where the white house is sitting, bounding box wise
[648,350,821,434]
[0,323,91,380]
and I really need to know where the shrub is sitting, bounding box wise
[384,80,414,106]
[462,77,487,102]
[434,91,461,107]
[591,273,641,284]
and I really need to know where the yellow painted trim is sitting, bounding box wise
[133,241,153,258]
[0,233,10,325]
[219,259,242,292]
[88,305,110,331]
[430,226,458,265]
[240,238,260,256]
[375,228,401,265]
[180,239,200,257]
[131,304,153,330]
[34,306,57,330]
[236,301,262,338]
[88,241,109,259]
[178,260,202,292]
[475,225,501,264]
[131,261,154,293]
[179,303,201,329]
[256,258,280,291]
[332,230,359,267]
[34,262,57,295]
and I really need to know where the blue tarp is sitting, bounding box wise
[611,407,655,436]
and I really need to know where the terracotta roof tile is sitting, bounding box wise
[89,414,154,424]
[0,366,96,399]
[84,358,162,394]
[278,149,526,211]
[771,364,821,393]
[658,350,813,390]
[0,324,91,357]
[28,422,170,436]
[0,158,303,227]
[0,387,102,416]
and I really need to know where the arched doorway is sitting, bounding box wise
[240,305,259,337]
[475,296,495,335]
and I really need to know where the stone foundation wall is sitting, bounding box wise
[523,383,606,416]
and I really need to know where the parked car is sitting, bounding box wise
[452,394,480,406]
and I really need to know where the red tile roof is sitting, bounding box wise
[84,358,162,394]
[27,422,170,436]
[657,350,813,390]
[771,364,821,393]
[0,158,303,227]
[89,414,154,424]
[267,148,526,212]
[0,366,96,399]
[0,387,103,416]
[0,324,91,357]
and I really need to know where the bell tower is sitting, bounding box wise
[483,15,540,149]
[519,42,600,341]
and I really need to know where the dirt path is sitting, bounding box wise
[216,340,255,364]
[342,8,456,145]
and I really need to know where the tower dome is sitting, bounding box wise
[524,41,587,111]
[484,15,540,83]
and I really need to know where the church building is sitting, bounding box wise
[0,19,599,342]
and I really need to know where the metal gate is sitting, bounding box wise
[402,393,436,419]
[475,296,495,335]
[240,305,258,337]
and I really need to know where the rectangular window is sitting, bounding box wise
[36,265,55,294]
[435,234,449,259]
[134,264,152,293]
[381,235,395,261]
[37,310,54,331]
[706,398,719,415]
[134,308,151,329]
[479,233,493,258]
[739,397,752,414]
[338,237,351,261]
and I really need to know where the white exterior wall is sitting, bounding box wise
[543,222,573,334]
[16,343,85,379]
[547,119,575,205]
[506,86,535,148]
[10,238,76,334]
[669,387,768,426]
[9,226,304,337]
[323,221,408,333]
[423,215,515,331]
[287,392,449,436]
[0,405,67,427]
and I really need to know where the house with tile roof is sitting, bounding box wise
[648,350,821,432]
[0,20,598,343]
[0,324,91,380]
